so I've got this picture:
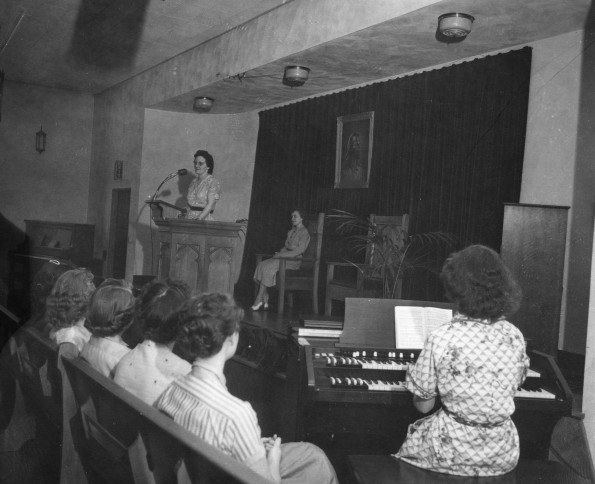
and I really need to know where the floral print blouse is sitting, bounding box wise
[395,314,530,477]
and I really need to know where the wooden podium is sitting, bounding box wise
[147,200,245,295]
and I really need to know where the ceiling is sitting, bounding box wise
[0,0,290,92]
[0,0,591,114]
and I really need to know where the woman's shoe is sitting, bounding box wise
[251,301,263,311]
[263,301,269,310]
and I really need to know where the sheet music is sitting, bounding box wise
[394,306,452,348]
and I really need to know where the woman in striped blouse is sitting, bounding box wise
[155,293,337,483]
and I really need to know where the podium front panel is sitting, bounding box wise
[154,219,243,295]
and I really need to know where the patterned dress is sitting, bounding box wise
[186,174,221,220]
[394,314,530,476]
[113,340,191,405]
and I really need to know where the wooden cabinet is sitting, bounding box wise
[8,220,98,316]
[22,220,95,265]
[500,203,569,356]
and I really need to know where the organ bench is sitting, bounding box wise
[348,455,591,484]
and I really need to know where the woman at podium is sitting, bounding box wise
[186,150,221,221]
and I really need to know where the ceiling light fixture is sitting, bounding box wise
[193,96,214,113]
[438,13,475,38]
[283,66,310,87]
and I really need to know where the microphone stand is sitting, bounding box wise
[151,172,176,203]
[150,169,187,203]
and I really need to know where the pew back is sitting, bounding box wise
[14,326,62,428]
[61,355,271,484]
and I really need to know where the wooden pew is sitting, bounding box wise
[0,326,64,481]
[12,327,63,432]
[5,326,270,483]
[61,355,272,484]
[348,455,592,484]
[0,307,23,440]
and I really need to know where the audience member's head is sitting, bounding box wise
[86,279,135,337]
[45,268,96,329]
[440,244,522,321]
[174,293,243,361]
[29,260,72,319]
[135,279,191,344]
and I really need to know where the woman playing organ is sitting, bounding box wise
[395,244,529,476]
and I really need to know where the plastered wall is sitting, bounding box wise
[522,29,595,354]
[0,81,94,280]
[0,81,94,229]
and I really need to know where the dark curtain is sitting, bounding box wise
[239,47,532,302]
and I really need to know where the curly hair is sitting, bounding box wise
[440,244,522,321]
[193,150,214,174]
[85,281,135,337]
[174,293,243,361]
[45,268,95,330]
[135,279,191,344]
[30,260,72,317]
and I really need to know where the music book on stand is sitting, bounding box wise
[394,306,452,349]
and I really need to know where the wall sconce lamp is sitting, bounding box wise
[438,13,475,38]
[193,96,214,113]
[35,126,46,153]
[283,66,310,87]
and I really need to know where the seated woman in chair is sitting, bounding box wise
[251,209,310,311]
[155,293,338,483]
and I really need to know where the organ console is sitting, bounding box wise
[283,298,573,461]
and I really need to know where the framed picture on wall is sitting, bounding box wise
[334,111,374,189]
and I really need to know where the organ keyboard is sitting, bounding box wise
[308,346,561,404]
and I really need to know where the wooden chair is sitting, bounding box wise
[324,214,409,315]
[255,212,325,314]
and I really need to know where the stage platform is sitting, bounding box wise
[235,293,313,336]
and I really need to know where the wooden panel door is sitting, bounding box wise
[107,188,131,279]
[500,203,569,356]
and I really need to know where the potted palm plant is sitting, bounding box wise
[327,209,456,299]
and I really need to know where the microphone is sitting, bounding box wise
[151,169,188,202]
